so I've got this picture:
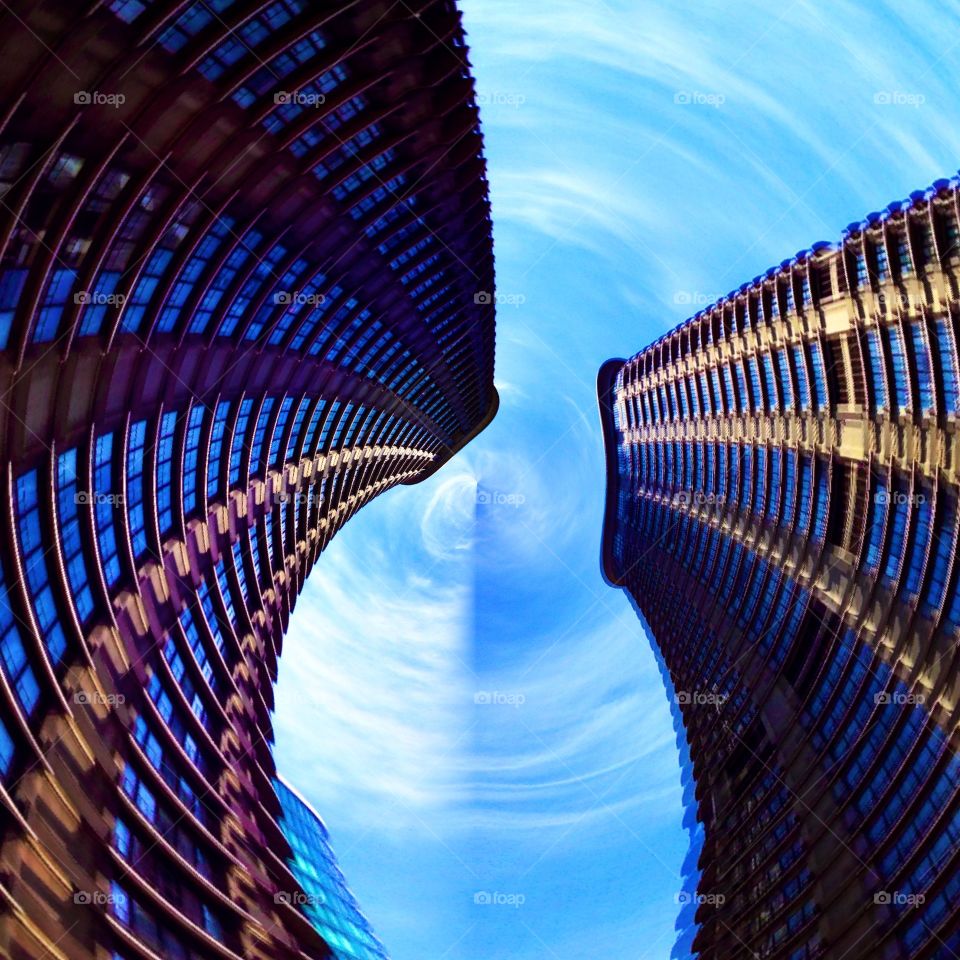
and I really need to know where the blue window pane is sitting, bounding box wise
[56,449,95,623]
[936,319,960,415]
[15,470,67,663]
[207,401,231,498]
[94,433,122,588]
[0,267,27,348]
[126,420,149,559]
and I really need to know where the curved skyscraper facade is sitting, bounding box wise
[274,778,390,960]
[600,179,960,959]
[0,2,495,958]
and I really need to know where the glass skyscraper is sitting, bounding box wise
[600,178,960,959]
[274,778,390,960]
[0,2,495,958]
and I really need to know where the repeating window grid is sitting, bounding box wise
[14,471,67,664]
[229,398,255,487]
[155,216,234,333]
[0,553,41,717]
[217,241,287,337]
[126,420,149,559]
[228,23,330,108]
[268,396,295,468]
[55,449,95,624]
[214,561,237,630]
[93,433,122,587]
[884,325,910,412]
[900,493,933,600]
[289,283,342,351]
[762,353,779,412]
[155,0,238,51]
[865,329,889,413]
[206,400,232,499]
[776,349,794,411]
[243,258,310,341]
[883,488,911,584]
[155,412,178,536]
[934,319,960,416]
[188,227,265,335]
[33,268,78,342]
[182,405,205,516]
[808,342,828,411]
[909,322,935,414]
[249,398,276,477]
[285,397,312,461]
[922,498,956,615]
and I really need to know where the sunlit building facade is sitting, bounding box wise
[274,779,390,960]
[0,1,495,958]
[600,178,960,960]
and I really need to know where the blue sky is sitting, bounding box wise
[273,2,960,958]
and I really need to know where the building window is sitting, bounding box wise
[15,471,68,664]
[155,412,178,536]
[126,420,149,559]
[865,329,888,413]
[884,325,910,412]
[206,401,231,498]
[93,433,122,587]
[182,405,205,516]
[55,449,95,624]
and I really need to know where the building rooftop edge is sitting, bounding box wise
[637,172,960,359]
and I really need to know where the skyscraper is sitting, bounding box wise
[274,778,390,960]
[599,179,960,959]
[0,2,495,958]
